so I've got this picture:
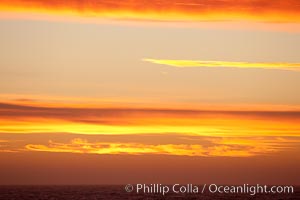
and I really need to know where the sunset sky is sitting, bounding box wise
[0,0,300,185]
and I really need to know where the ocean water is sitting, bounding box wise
[0,185,299,200]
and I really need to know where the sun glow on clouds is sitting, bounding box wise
[143,58,300,71]
[0,0,300,23]
[0,100,300,157]
[16,137,300,157]
[0,102,300,137]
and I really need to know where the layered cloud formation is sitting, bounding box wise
[1,102,300,136]
[0,100,299,157]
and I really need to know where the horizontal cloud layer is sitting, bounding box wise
[0,101,300,137]
[0,99,299,157]
[143,58,300,71]
[1,0,300,23]
[1,133,299,157]
[23,137,292,157]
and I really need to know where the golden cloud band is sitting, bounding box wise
[0,100,300,157]
[0,0,300,22]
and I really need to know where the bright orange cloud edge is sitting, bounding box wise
[0,0,300,23]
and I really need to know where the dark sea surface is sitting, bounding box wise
[0,185,299,200]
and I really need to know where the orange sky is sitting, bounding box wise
[0,0,300,22]
[0,0,300,186]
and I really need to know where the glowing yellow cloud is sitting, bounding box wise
[143,58,300,71]
[24,137,296,157]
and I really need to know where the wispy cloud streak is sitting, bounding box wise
[143,58,300,71]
